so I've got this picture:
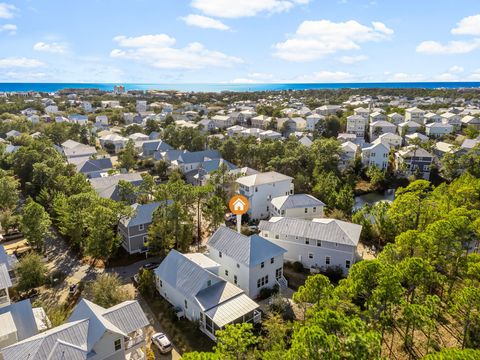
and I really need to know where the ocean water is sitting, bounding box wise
[0,82,480,93]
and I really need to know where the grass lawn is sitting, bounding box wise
[143,293,214,354]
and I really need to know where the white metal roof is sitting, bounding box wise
[236,171,292,187]
[205,293,259,328]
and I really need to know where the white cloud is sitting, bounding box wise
[338,54,368,64]
[181,14,229,30]
[448,65,464,73]
[274,20,393,61]
[452,14,480,36]
[1,71,47,81]
[231,78,259,83]
[416,39,480,54]
[33,41,67,54]
[191,0,309,18]
[0,57,45,68]
[434,73,459,81]
[386,72,426,82]
[110,33,243,69]
[113,34,176,48]
[247,72,273,80]
[0,23,15,35]
[295,70,354,82]
[230,72,274,83]
[470,69,480,80]
[0,3,16,19]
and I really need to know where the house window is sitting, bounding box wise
[261,262,264,268]
[346,260,351,269]
[219,251,222,258]
[313,207,316,212]
[326,256,331,265]
[234,275,238,285]
[281,210,285,215]
[257,279,261,288]
[304,208,308,213]
[317,240,322,247]
[305,239,310,245]
[114,339,121,351]
[139,224,144,231]
[159,280,163,287]
[225,270,229,276]
[275,234,279,239]
[270,257,274,264]
[184,300,188,309]
[255,187,258,192]
[143,236,148,244]
[265,275,269,284]
[308,253,313,259]
[335,243,338,247]
[237,263,240,268]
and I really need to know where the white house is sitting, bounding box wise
[461,115,480,130]
[398,121,422,135]
[226,125,246,136]
[405,107,425,124]
[306,114,324,131]
[251,115,272,129]
[339,141,358,169]
[373,132,402,148]
[212,115,235,129]
[154,250,261,341]
[424,112,442,124]
[361,142,390,170]
[387,112,404,125]
[1,298,149,360]
[346,115,367,139]
[258,217,362,274]
[95,115,109,126]
[44,105,59,114]
[236,171,294,220]
[99,133,129,154]
[425,122,453,137]
[369,121,397,141]
[259,130,282,140]
[136,100,148,113]
[61,139,97,160]
[441,112,461,129]
[206,226,287,299]
[353,107,370,119]
[369,111,386,123]
[270,194,325,219]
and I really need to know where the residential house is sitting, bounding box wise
[405,107,425,124]
[369,111,386,123]
[61,140,97,160]
[315,105,341,116]
[369,121,397,141]
[1,298,149,360]
[398,121,422,135]
[434,142,458,159]
[270,194,325,219]
[346,115,367,139]
[361,142,390,170]
[99,133,129,154]
[95,115,109,126]
[136,100,147,113]
[212,115,234,129]
[425,122,453,137]
[258,217,362,274]
[387,112,404,125]
[73,157,113,179]
[206,226,287,299]
[170,150,222,174]
[141,139,173,158]
[123,113,143,125]
[337,133,357,143]
[424,112,442,124]
[5,130,21,139]
[339,141,358,169]
[128,133,149,142]
[353,107,370,119]
[259,130,282,140]
[299,135,313,147]
[82,101,93,113]
[119,202,167,254]
[227,125,246,136]
[241,128,262,138]
[251,115,272,129]
[441,112,462,129]
[44,105,59,114]
[69,114,88,126]
[395,146,434,180]
[306,114,324,131]
[185,158,237,186]
[461,115,480,130]
[373,132,402,148]
[236,171,294,220]
[198,119,217,133]
[154,250,261,340]
[405,132,429,144]
[89,173,143,201]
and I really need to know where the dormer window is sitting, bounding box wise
[219,251,222,258]
[138,224,144,231]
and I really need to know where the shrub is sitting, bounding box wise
[258,284,279,300]
[292,261,304,273]
[321,265,345,283]
[15,252,47,292]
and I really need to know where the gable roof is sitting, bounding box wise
[270,194,325,211]
[236,171,292,187]
[175,150,221,164]
[0,299,38,342]
[75,158,113,174]
[120,201,169,227]
[207,226,286,266]
[89,173,143,200]
[258,217,362,247]
[0,263,12,289]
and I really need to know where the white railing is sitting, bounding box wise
[253,309,262,324]
[125,330,145,350]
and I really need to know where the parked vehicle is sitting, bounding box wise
[132,274,140,287]
[151,332,172,354]
[140,262,159,271]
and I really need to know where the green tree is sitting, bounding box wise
[118,139,137,170]
[0,172,20,210]
[20,198,51,252]
[84,273,129,308]
[214,323,258,360]
[15,252,47,292]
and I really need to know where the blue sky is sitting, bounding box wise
[0,0,479,83]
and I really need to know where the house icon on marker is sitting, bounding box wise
[233,198,246,212]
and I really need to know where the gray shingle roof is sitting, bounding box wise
[75,158,113,174]
[258,217,362,247]
[207,226,286,266]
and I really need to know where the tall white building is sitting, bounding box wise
[346,115,367,139]
[236,171,294,220]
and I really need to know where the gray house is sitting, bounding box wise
[141,140,173,158]
[119,201,169,254]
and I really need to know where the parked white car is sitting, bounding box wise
[151,333,172,354]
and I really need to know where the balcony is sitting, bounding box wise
[125,329,146,350]
[125,348,145,360]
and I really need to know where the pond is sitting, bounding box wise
[354,189,395,211]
